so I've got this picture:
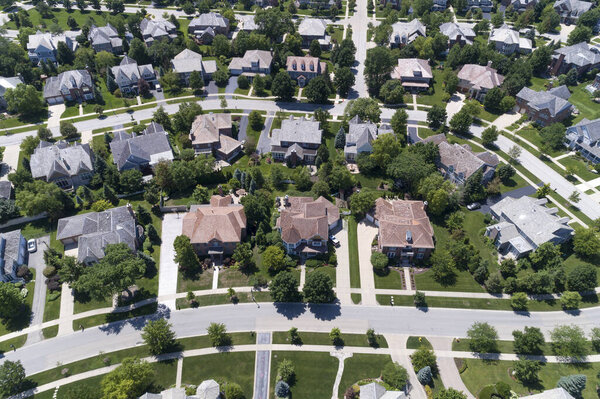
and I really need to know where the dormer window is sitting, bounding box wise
[292,62,297,70]
[301,63,305,71]
[309,63,314,71]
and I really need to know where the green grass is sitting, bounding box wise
[351,293,361,304]
[337,354,392,397]
[2,8,117,30]
[43,288,61,322]
[270,351,338,399]
[569,81,600,122]
[73,294,113,314]
[272,331,388,348]
[497,163,530,193]
[406,336,432,349]
[450,338,597,356]
[218,267,253,288]
[347,218,361,289]
[182,352,255,397]
[61,104,81,118]
[415,69,446,107]
[73,303,158,329]
[177,269,214,292]
[558,156,598,181]
[176,291,272,309]
[0,335,27,355]
[528,76,548,91]
[42,325,58,339]
[373,267,403,289]
[307,265,336,286]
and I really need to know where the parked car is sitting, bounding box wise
[466,202,481,210]
[329,235,340,247]
[27,239,37,253]
[155,83,162,92]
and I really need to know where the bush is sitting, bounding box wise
[495,381,511,398]
[275,380,290,398]
[305,259,325,268]
[417,366,432,385]
[371,252,388,270]
[16,266,30,278]
[381,361,408,390]
[43,266,56,278]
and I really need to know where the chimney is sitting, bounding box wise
[218,185,223,196]
[551,53,565,76]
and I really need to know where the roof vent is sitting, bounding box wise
[406,230,413,243]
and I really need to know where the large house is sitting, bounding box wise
[522,388,574,399]
[171,49,217,84]
[565,117,600,163]
[27,31,78,64]
[30,141,94,189]
[485,196,573,258]
[57,205,141,265]
[488,24,532,55]
[88,24,123,54]
[0,230,28,284]
[189,12,229,44]
[390,58,433,92]
[0,76,23,110]
[276,196,340,258]
[465,0,493,11]
[189,113,242,162]
[140,380,220,399]
[439,22,475,47]
[360,382,407,399]
[457,62,504,101]
[271,116,322,165]
[298,18,331,49]
[229,50,273,78]
[389,20,426,47]
[553,0,592,24]
[286,55,326,87]
[140,18,177,45]
[423,134,499,184]
[110,122,174,172]
[550,42,600,77]
[368,198,434,262]
[504,0,537,12]
[182,195,246,261]
[43,69,95,105]
[344,116,393,161]
[516,85,573,126]
[111,56,157,95]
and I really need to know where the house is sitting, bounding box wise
[189,12,229,44]
[344,115,393,161]
[298,0,336,8]
[390,58,433,92]
[271,116,323,165]
[182,195,246,261]
[140,18,177,45]
[30,141,94,189]
[432,0,448,11]
[585,72,600,93]
[0,75,23,110]
[565,117,600,163]
[88,24,123,54]
[380,0,400,9]
[276,196,340,258]
[485,196,573,258]
[423,134,499,184]
[43,69,95,105]
[439,22,475,47]
[56,205,141,265]
[0,230,28,283]
[139,380,220,399]
[550,42,600,77]
[237,14,259,32]
[189,113,242,162]
[111,56,157,95]
[515,85,573,126]
[171,49,217,84]
[457,62,504,101]
[0,181,12,200]
[367,198,434,262]
[389,20,426,47]
[360,382,407,399]
[553,0,592,24]
[286,55,326,87]
[229,50,273,78]
[298,18,331,49]
[465,0,493,11]
[505,0,537,12]
[27,31,78,64]
[489,24,532,55]
[521,388,574,399]
[109,122,174,172]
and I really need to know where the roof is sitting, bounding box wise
[298,18,327,37]
[111,56,154,85]
[138,380,220,399]
[140,18,176,42]
[189,113,232,145]
[0,230,25,277]
[286,55,326,74]
[171,49,204,74]
[237,14,259,31]
[522,388,575,399]
[43,69,93,99]
[183,195,246,245]
[344,115,379,154]
[57,206,138,263]
[271,116,322,147]
[553,0,592,16]
[190,12,229,30]
[390,19,426,44]
[30,141,93,181]
[568,117,600,143]
[439,22,475,44]
[0,181,12,200]
[276,196,340,244]
[229,50,273,71]
[553,42,600,67]
[438,141,498,180]
[390,58,433,80]
[490,196,573,247]
[88,23,122,48]
[197,379,220,399]
[457,63,504,90]
[110,122,173,170]
[516,85,573,117]
[489,24,532,50]
[373,198,434,250]
[27,31,78,54]
[0,76,23,99]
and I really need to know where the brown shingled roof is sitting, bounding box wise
[374,198,434,249]
[182,195,246,245]
[277,196,340,243]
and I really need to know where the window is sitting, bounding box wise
[388,252,396,258]
[312,241,321,247]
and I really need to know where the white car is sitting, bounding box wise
[466,202,481,210]
[329,235,340,247]
[27,239,37,253]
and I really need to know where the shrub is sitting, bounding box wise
[43,266,56,278]
[417,366,432,385]
[275,380,290,398]
[495,381,511,398]
[371,252,388,270]
[277,359,295,385]
[381,361,408,390]
[16,266,30,278]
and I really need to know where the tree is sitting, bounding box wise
[467,322,498,353]
[4,84,44,116]
[254,8,294,41]
[481,126,499,147]
[309,39,322,57]
[417,366,432,386]
[431,249,456,285]
[381,361,408,390]
[434,388,467,399]
[414,291,426,307]
[303,270,335,303]
[344,97,381,123]
[173,235,199,273]
[551,325,589,359]
[232,242,253,270]
[263,245,286,272]
[510,292,528,310]
[277,359,295,384]
[272,71,295,101]
[513,359,541,384]
[540,123,566,152]
[568,25,592,45]
[567,263,597,291]
[160,71,181,94]
[410,347,437,373]
[128,38,149,65]
[560,291,582,310]
[496,164,515,184]
[557,375,587,397]
[0,360,26,398]
[335,127,346,149]
[56,41,75,65]
[60,121,79,139]
[536,183,552,199]
[0,199,19,224]
[141,318,176,356]
[572,228,600,259]
[390,108,408,139]
[20,136,40,157]
[275,380,290,398]
[16,180,73,220]
[269,271,300,302]
[304,76,331,104]
[101,357,153,399]
[371,133,402,168]
[349,190,376,218]
[249,110,263,131]
[449,110,472,135]
[334,66,355,97]
[187,70,204,92]
[120,169,143,194]
[590,327,600,352]
[513,326,544,354]
[330,327,342,345]
[427,105,447,130]
[0,282,25,320]
[371,252,389,271]
[483,87,504,113]
[207,322,231,347]
[463,169,486,204]
[508,145,522,162]
[529,242,562,270]
[379,80,405,104]
[364,47,395,96]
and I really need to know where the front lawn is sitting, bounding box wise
[569,82,600,122]
[177,268,214,292]
[2,8,116,30]
[497,163,530,193]
[415,69,447,107]
[337,354,392,397]
[270,351,338,399]
[373,267,403,289]
[347,218,361,288]
[558,156,598,181]
[272,331,388,348]
[307,265,336,286]
[182,352,255,397]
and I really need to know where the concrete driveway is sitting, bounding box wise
[224,77,238,99]
[407,126,420,144]
[256,112,275,154]
[205,81,218,95]
[0,144,20,181]
[356,220,377,306]
[158,213,183,310]
[445,93,465,121]
[151,89,164,102]
[334,220,351,305]
[237,110,250,142]
[253,332,271,399]
[47,104,65,129]
[25,235,50,345]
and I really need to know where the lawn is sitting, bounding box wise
[406,336,432,349]
[307,265,336,286]
[497,163,530,193]
[270,351,338,399]
[218,267,253,288]
[337,354,392,397]
[528,76,548,91]
[373,267,403,289]
[347,218,361,288]
[272,331,388,348]
[569,82,600,122]
[73,303,157,329]
[43,288,61,322]
[2,8,117,30]
[177,268,214,292]
[416,69,446,107]
[558,156,598,181]
[182,352,255,397]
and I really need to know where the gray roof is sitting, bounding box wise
[189,12,229,30]
[30,141,93,181]
[111,56,154,84]
[439,22,475,44]
[553,0,592,16]
[109,122,174,171]
[569,117,600,143]
[171,49,204,74]
[516,85,573,117]
[0,230,26,278]
[344,115,379,154]
[237,14,259,31]
[522,388,575,399]
[390,19,426,44]
[0,181,12,200]
[0,76,23,99]
[360,382,406,399]
[552,42,600,67]
[229,50,273,71]
[27,31,78,54]
[57,205,138,263]
[298,18,327,37]
[271,116,322,147]
[140,18,176,42]
[88,23,122,48]
[43,69,93,99]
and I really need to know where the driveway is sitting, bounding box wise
[237,110,250,142]
[476,184,538,215]
[253,332,272,399]
[445,93,465,121]
[224,77,238,99]
[205,81,218,96]
[492,112,521,130]
[256,112,275,154]
[356,220,377,306]
[0,144,20,181]
[151,89,164,102]
[429,337,475,399]
[407,126,420,144]
[47,104,65,129]
[25,236,50,345]
[334,220,351,305]
[158,214,183,310]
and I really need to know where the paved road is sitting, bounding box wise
[25,236,50,346]
[349,0,369,98]
[254,332,272,399]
